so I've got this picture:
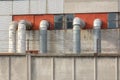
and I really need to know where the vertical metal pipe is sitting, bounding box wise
[17,22,26,53]
[17,20,32,53]
[9,21,18,53]
[93,19,102,53]
[39,20,49,53]
[73,17,85,53]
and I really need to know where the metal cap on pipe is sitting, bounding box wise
[39,20,49,30]
[94,19,102,29]
[73,17,85,29]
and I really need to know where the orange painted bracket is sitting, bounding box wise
[13,13,108,30]
[13,15,54,30]
[13,15,34,26]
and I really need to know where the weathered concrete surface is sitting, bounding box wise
[64,30,73,53]
[101,29,119,53]
[0,55,119,80]
[81,30,94,53]
[32,57,53,80]
[0,57,9,80]
[55,58,74,80]
[64,0,118,13]
[97,57,117,80]
[76,58,94,80]
[11,56,27,80]
[26,29,119,54]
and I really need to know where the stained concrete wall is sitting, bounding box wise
[11,56,27,80]
[0,54,119,80]
[0,0,120,53]
[26,29,120,54]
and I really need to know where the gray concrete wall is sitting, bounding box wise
[0,0,118,15]
[0,0,119,53]
[26,29,120,54]
[0,54,119,80]
[0,1,120,53]
[64,0,118,13]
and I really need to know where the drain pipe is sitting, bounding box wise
[93,19,102,53]
[9,21,18,53]
[73,17,85,53]
[39,20,49,53]
[17,20,32,53]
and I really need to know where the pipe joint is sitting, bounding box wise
[73,17,85,29]
[9,21,18,30]
[19,20,32,30]
[40,20,49,30]
[94,19,102,29]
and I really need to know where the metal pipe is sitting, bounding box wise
[73,17,85,53]
[39,20,49,53]
[93,19,102,53]
[17,20,32,53]
[9,21,18,53]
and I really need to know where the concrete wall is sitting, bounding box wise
[0,16,12,52]
[0,0,119,15]
[0,54,119,80]
[0,0,120,53]
[26,29,120,54]
[64,0,118,13]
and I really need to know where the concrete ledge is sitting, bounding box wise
[0,53,120,57]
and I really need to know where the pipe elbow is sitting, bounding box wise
[94,19,102,29]
[73,17,85,29]
[39,20,49,30]
[19,20,32,30]
[9,21,18,30]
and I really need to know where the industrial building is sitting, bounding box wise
[0,0,120,80]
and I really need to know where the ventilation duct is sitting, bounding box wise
[9,21,18,53]
[39,20,49,54]
[93,19,102,53]
[73,17,85,53]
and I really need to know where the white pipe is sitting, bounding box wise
[39,20,49,53]
[93,19,102,53]
[9,21,18,53]
[73,17,85,53]
[17,20,32,53]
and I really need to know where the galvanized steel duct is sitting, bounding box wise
[39,20,49,53]
[9,21,18,53]
[73,17,85,53]
[17,20,32,53]
[93,19,102,53]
